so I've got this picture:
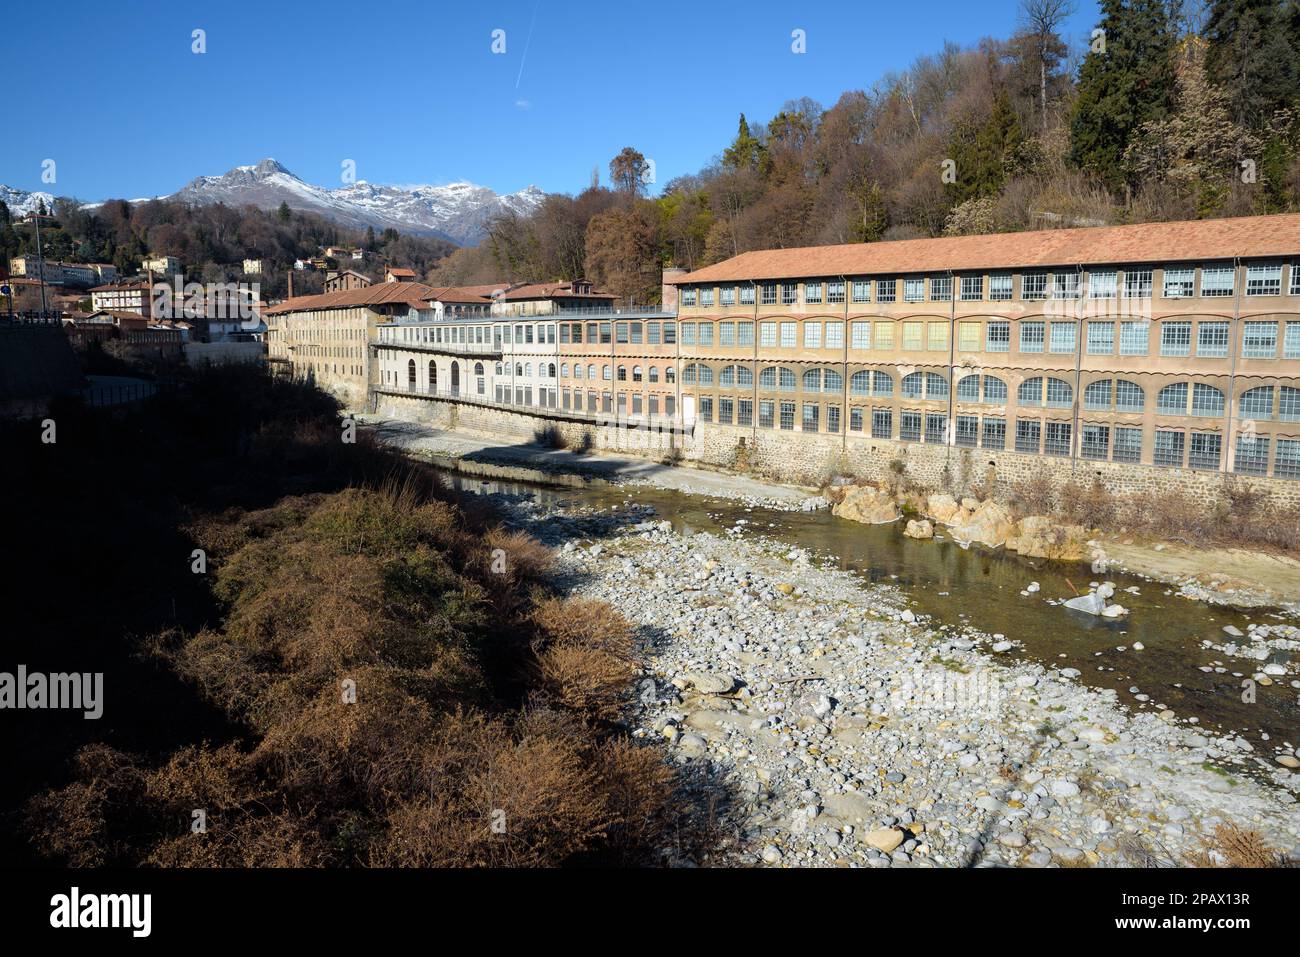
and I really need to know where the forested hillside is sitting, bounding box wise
[436,0,1300,304]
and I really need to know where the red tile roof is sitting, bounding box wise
[426,285,494,304]
[667,212,1300,285]
[265,282,439,315]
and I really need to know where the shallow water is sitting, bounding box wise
[442,472,1298,749]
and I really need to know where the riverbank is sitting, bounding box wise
[365,418,1300,609]
[481,488,1300,867]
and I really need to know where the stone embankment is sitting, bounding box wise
[497,493,1300,869]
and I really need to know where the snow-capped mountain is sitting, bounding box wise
[1,185,55,218]
[171,158,545,245]
[0,159,545,246]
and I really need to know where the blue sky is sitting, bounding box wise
[2,0,1100,201]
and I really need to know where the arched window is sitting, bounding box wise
[1084,379,1111,411]
[735,365,753,387]
[616,365,627,381]
[548,363,557,377]
[1239,386,1273,417]
[515,362,523,376]
[474,362,485,395]
[777,367,796,391]
[450,360,460,395]
[872,371,893,397]
[407,359,416,390]
[1191,383,1225,416]
[1018,376,1043,405]
[561,363,569,377]
[697,364,714,385]
[902,372,925,398]
[648,366,659,383]
[956,374,980,401]
[1157,382,1188,414]
[428,360,437,393]
[1045,377,1072,408]
[1115,380,1145,412]
[632,365,643,382]
[665,367,676,384]
[803,369,822,392]
[850,370,871,395]
[587,363,596,379]
[925,372,948,399]
[721,365,737,388]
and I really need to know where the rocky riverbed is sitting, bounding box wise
[490,490,1300,868]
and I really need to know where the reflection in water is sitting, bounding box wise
[438,472,1297,746]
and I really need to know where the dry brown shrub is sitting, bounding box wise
[530,597,633,654]
[1057,478,1117,529]
[370,711,610,867]
[1010,469,1057,517]
[252,668,440,807]
[145,811,326,867]
[476,527,554,587]
[1184,823,1291,868]
[528,598,636,720]
[535,644,637,720]
[23,744,148,867]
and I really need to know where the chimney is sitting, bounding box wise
[288,269,294,299]
[661,267,687,311]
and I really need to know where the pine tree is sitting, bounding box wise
[1070,0,1177,191]
[277,201,291,222]
[722,114,764,171]
[1205,0,1300,130]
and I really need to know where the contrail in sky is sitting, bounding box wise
[516,0,541,89]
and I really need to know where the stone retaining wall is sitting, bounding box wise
[372,393,1300,509]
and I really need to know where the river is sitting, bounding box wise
[436,470,1299,752]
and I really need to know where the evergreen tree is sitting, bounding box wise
[947,90,1024,203]
[277,201,291,222]
[1205,0,1299,130]
[1070,0,1177,191]
[722,114,764,171]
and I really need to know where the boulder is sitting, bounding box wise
[1064,591,1106,615]
[1005,516,1090,561]
[831,485,899,525]
[904,518,935,540]
[682,672,735,694]
[926,492,961,525]
[865,827,905,852]
[948,500,1016,548]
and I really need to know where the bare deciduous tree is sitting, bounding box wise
[1020,0,1076,130]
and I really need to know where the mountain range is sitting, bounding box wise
[0,159,546,246]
